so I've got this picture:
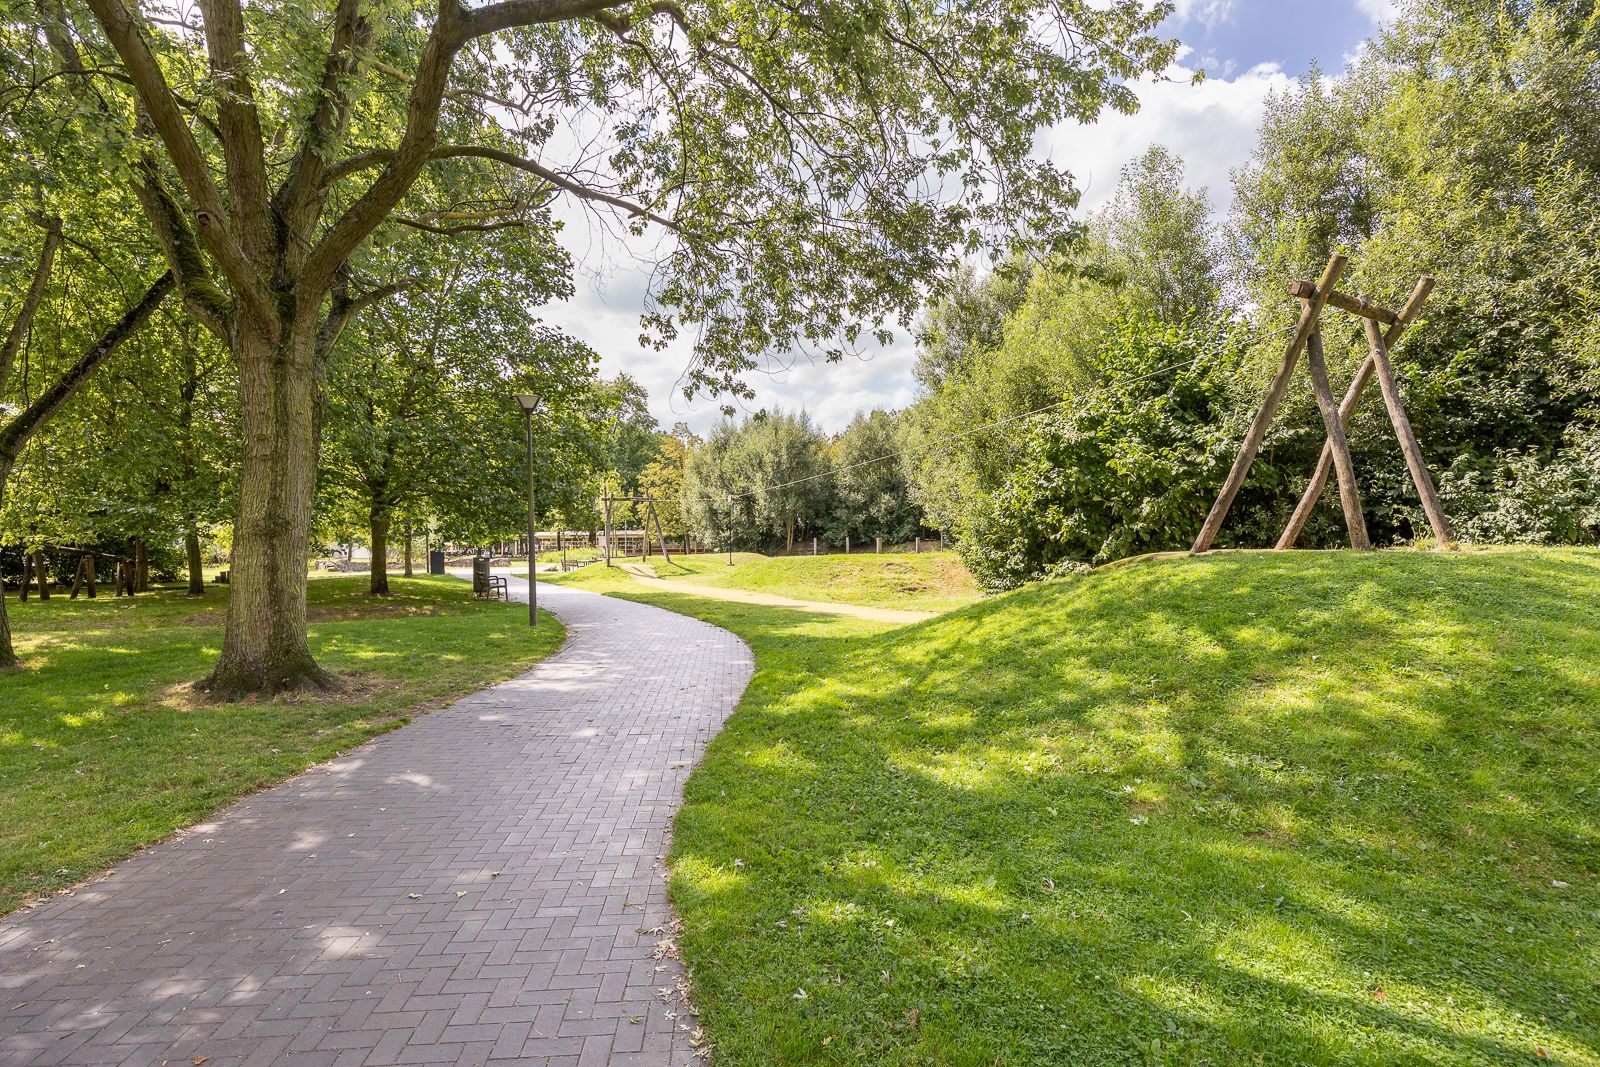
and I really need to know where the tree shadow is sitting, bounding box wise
[660,548,1600,1064]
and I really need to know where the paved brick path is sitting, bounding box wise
[0,577,752,1067]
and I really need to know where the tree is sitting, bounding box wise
[683,410,831,551]
[638,434,692,544]
[40,0,1177,694]
[907,146,1223,547]
[319,229,591,594]
[598,375,661,497]
[823,410,924,546]
[959,314,1260,587]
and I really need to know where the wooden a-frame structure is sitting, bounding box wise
[601,494,673,566]
[1193,253,1453,553]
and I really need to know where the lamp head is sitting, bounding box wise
[515,393,543,414]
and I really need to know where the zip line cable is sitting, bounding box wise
[722,321,1300,503]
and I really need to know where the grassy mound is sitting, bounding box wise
[639,550,982,613]
[0,574,562,915]
[602,548,1598,1064]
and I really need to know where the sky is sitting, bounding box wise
[537,1,1400,436]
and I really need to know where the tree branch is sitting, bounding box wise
[460,0,629,40]
[0,271,174,461]
[80,0,275,324]
[196,0,272,266]
[0,217,62,398]
[275,0,370,269]
[299,3,470,291]
[317,277,415,360]
[327,144,678,230]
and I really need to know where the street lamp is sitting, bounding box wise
[516,393,542,626]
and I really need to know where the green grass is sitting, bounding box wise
[557,548,1600,1065]
[563,550,983,614]
[0,573,563,915]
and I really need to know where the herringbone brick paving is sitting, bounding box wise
[0,576,753,1066]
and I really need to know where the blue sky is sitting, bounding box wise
[539,1,1396,435]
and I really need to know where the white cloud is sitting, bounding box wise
[538,59,1293,435]
[1352,0,1403,24]
[1171,0,1239,31]
[1047,60,1292,216]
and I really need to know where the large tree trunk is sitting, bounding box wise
[369,506,391,596]
[202,319,334,698]
[185,524,205,597]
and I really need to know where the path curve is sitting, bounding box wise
[0,577,752,1067]
[616,563,934,625]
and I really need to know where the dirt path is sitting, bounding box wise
[616,562,935,624]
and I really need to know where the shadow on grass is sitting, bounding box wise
[644,549,1599,1065]
[0,574,562,913]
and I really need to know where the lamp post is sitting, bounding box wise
[516,393,542,626]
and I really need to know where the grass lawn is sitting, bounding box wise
[561,550,983,614]
[556,548,1600,1065]
[0,573,563,916]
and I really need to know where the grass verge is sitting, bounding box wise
[0,573,563,915]
[558,548,1599,1065]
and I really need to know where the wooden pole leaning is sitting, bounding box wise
[1277,276,1434,549]
[1361,316,1454,544]
[1303,328,1370,550]
[1192,253,1347,552]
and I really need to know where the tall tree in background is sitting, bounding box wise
[907,147,1221,547]
[37,0,1177,694]
[683,410,831,551]
[319,230,588,594]
[824,410,924,547]
[0,27,177,665]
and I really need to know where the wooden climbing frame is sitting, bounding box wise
[1192,253,1453,553]
[600,495,672,566]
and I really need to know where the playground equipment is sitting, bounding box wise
[1193,253,1451,552]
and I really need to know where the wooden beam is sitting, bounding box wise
[1277,276,1434,549]
[1286,281,1399,326]
[1192,253,1347,553]
[1362,316,1454,544]
[1303,329,1370,550]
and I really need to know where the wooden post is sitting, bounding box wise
[915,536,920,554]
[875,536,881,554]
[1276,276,1434,549]
[812,537,817,556]
[1193,254,1347,552]
[35,550,48,600]
[1303,329,1370,550]
[651,502,673,564]
[845,535,850,554]
[1362,316,1454,544]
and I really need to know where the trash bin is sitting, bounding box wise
[428,550,445,576]
[471,556,490,594]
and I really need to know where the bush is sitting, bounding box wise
[1434,425,1600,545]
[957,314,1279,589]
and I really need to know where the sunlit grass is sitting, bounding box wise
[561,548,1600,1065]
[0,573,562,915]
[555,550,982,614]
